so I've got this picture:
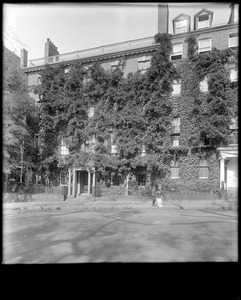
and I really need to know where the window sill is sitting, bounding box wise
[171,177,180,179]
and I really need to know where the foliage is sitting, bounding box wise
[3,68,40,180]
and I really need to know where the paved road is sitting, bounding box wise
[3,206,237,263]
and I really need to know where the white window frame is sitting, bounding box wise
[171,160,180,178]
[200,77,208,92]
[171,43,183,60]
[60,139,69,156]
[199,158,209,179]
[197,14,210,29]
[111,60,120,71]
[175,19,188,34]
[171,135,180,147]
[230,68,238,83]
[88,106,94,118]
[137,56,151,74]
[172,79,181,95]
[198,38,212,53]
[229,33,238,48]
[171,118,180,134]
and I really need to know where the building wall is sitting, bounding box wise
[3,46,20,71]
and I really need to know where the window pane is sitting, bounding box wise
[172,83,181,95]
[230,68,238,82]
[199,167,209,178]
[172,136,180,147]
[173,43,182,54]
[200,77,208,92]
[229,36,238,47]
[176,19,187,28]
[199,14,209,22]
[199,38,211,52]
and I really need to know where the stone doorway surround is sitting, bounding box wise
[68,167,96,197]
[218,145,238,192]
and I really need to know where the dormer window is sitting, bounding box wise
[194,8,213,30]
[173,14,190,34]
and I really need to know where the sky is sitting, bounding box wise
[3,2,233,61]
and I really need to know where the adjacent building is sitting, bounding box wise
[20,3,238,197]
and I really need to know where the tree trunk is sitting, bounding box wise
[20,143,24,183]
[125,173,130,196]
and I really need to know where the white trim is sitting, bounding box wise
[229,34,238,48]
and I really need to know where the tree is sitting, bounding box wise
[3,67,40,185]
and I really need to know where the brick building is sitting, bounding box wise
[21,3,238,197]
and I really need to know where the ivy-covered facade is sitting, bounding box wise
[21,4,238,197]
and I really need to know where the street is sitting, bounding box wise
[3,206,238,263]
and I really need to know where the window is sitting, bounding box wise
[88,106,94,118]
[171,135,180,147]
[175,19,188,34]
[86,137,96,152]
[137,56,151,74]
[173,14,190,34]
[230,68,238,83]
[229,32,238,48]
[141,145,146,156]
[172,79,181,95]
[200,77,208,92]
[171,43,183,60]
[111,60,119,71]
[197,14,210,29]
[171,160,180,178]
[198,38,211,53]
[60,139,69,156]
[60,171,68,185]
[194,9,213,30]
[230,118,238,130]
[37,75,41,85]
[199,158,209,178]
[200,135,211,146]
[110,133,117,154]
[171,118,180,134]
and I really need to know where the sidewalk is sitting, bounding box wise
[3,193,238,214]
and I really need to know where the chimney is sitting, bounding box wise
[44,38,60,57]
[20,48,28,68]
[228,3,239,24]
[158,3,169,33]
